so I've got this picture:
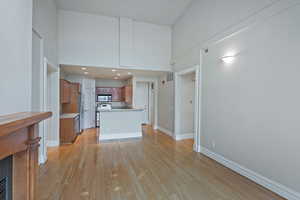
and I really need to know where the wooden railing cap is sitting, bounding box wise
[0,112,52,137]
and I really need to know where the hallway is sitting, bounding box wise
[38,126,284,200]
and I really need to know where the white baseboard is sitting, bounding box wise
[175,133,194,141]
[156,126,173,137]
[201,147,300,200]
[99,132,142,141]
[47,140,59,147]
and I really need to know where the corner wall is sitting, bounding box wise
[0,1,32,115]
[172,0,300,198]
[157,75,174,134]
[172,0,278,71]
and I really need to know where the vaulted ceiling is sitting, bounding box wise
[56,0,193,25]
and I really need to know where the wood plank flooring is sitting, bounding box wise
[38,125,285,200]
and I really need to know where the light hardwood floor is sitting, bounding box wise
[38,126,285,200]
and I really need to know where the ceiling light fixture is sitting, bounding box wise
[112,69,116,72]
[127,72,132,75]
[117,73,121,76]
[81,67,87,70]
[84,72,89,75]
[221,56,235,64]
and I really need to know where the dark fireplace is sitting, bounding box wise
[0,156,12,200]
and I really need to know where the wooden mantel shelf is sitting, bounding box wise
[0,112,52,138]
[0,112,52,200]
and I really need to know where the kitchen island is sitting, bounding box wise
[99,108,144,141]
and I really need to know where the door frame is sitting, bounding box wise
[175,65,201,152]
[43,58,60,149]
[32,29,47,164]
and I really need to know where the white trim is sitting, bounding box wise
[47,140,59,147]
[156,126,173,137]
[175,133,194,141]
[33,29,46,165]
[201,147,300,200]
[99,132,142,141]
[61,63,173,72]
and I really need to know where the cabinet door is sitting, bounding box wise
[60,79,71,103]
[125,86,132,104]
[112,88,123,102]
[121,87,125,101]
[96,87,113,95]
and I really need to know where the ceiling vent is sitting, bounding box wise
[166,72,174,82]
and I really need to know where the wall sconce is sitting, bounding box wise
[221,56,235,64]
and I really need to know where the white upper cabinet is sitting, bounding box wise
[58,10,119,68]
[120,17,172,70]
[119,18,134,67]
[132,21,172,70]
[58,11,171,71]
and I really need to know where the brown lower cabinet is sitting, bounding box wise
[60,115,80,144]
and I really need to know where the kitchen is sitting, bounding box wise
[60,66,163,143]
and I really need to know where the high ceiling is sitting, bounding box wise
[56,0,193,25]
[61,65,167,80]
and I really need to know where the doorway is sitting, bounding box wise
[175,65,201,152]
[32,29,59,164]
[135,82,155,126]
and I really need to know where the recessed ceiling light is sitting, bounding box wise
[84,72,89,75]
[81,67,87,70]
[112,69,116,72]
[127,72,132,75]
[117,73,121,76]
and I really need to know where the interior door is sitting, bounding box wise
[135,82,149,124]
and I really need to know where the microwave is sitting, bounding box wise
[97,94,112,102]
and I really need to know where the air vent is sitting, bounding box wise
[166,72,174,82]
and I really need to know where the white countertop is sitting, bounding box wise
[100,108,144,112]
[60,113,79,119]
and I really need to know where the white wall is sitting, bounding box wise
[201,2,300,196]
[158,75,174,132]
[172,0,278,71]
[33,0,58,66]
[0,0,32,115]
[58,10,119,68]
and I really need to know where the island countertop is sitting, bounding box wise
[100,108,144,112]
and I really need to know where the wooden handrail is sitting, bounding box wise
[0,112,52,137]
[0,112,52,200]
